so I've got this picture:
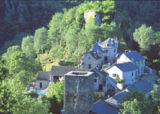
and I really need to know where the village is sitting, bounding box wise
[27,11,159,114]
[32,37,157,114]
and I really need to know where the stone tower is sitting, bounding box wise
[84,11,101,27]
[64,71,94,114]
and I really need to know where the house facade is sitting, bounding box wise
[117,51,145,77]
[35,66,75,90]
[80,38,118,70]
[106,62,138,85]
[80,51,102,70]
[35,71,50,90]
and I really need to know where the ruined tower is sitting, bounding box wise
[64,71,94,114]
[84,11,101,27]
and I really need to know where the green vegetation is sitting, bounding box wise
[120,86,160,114]
[1,0,160,113]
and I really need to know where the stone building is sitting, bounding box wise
[80,38,118,70]
[84,11,101,27]
[80,51,102,70]
[117,51,145,77]
[35,71,50,90]
[35,66,75,90]
[64,71,94,114]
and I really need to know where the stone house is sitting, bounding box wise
[35,71,50,90]
[50,66,75,83]
[80,51,102,70]
[117,51,145,77]
[80,38,118,70]
[35,66,75,90]
[106,62,138,85]
[98,38,118,64]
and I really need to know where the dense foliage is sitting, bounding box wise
[120,87,160,114]
[1,0,160,113]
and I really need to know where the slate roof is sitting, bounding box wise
[106,78,153,106]
[37,71,50,80]
[92,43,103,52]
[128,78,153,93]
[90,100,119,114]
[114,62,138,72]
[50,66,76,76]
[90,52,101,60]
[124,51,145,62]
[90,79,153,114]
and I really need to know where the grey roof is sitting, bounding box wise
[89,51,101,60]
[114,62,138,72]
[124,51,145,62]
[106,78,153,106]
[128,78,153,94]
[37,71,50,80]
[99,38,116,48]
[50,66,76,76]
[90,100,119,114]
[91,79,153,114]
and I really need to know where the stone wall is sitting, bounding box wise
[84,11,101,27]
[64,71,94,114]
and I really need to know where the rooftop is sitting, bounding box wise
[65,71,94,77]
[50,66,76,76]
[124,51,145,61]
[37,71,50,80]
[114,62,138,72]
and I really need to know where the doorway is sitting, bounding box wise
[104,56,108,63]
[40,82,42,88]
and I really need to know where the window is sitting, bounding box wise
[94,79,97,82]
[73,95,77,102]
[88,64,91,69]
[113,74,117,77]
[98,84,103,91]
[88,56,90,60]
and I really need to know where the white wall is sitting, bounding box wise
[35,80,49,90]
[117,54,145,77]
[107,66,137,85]
[107,66,123,79]
[117,54,131,63]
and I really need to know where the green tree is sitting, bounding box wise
[120,99,141,114]
[12,96,50,114]
[0,81,16,114]
[22,35,36,58]
[133,24,155,52]
[150,85,160,114]
[34,27,48,54]
[47,80,64,103]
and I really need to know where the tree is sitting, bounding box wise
[150,85,160,114]
[122,90,145,102]
[47,81,64,114]
[120,99,141,114]
[47,80,64,103]
[133,24,155,52]
[120,90,153,114]
[0,81,16,114]
[34,27,48,54]
[22,35,36,58]
[12,96,50,114]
